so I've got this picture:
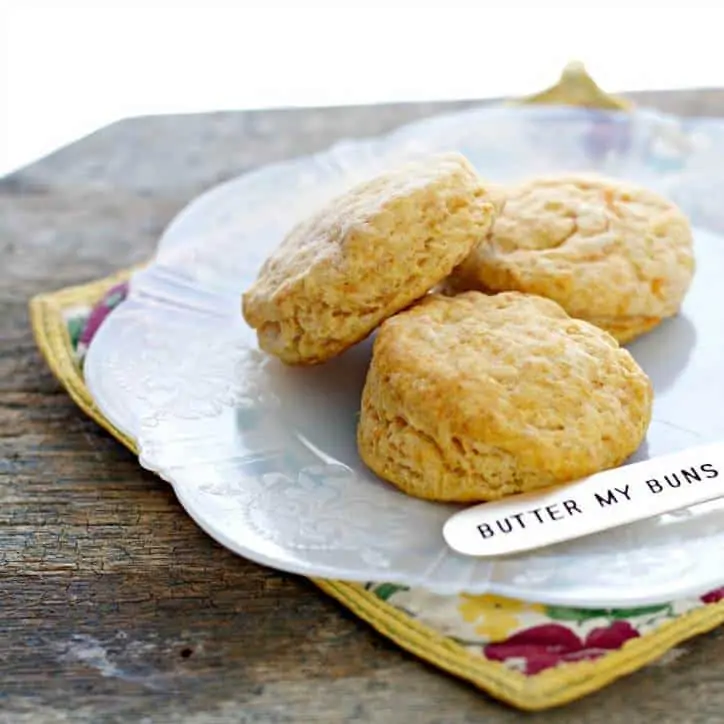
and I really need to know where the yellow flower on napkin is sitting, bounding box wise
[458,594,546,642]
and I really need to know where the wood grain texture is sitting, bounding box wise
[3,89,724,723]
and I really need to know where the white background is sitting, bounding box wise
[2,3,724,177]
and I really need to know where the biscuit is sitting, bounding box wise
[447,174,695,344]
[242,153,496,365]
[357,291,653,502]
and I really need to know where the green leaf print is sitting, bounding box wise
[545,606,609,622]
[546,603,673,623]
[104,291,125,309]
[67,316,85,348]
[372,584,409,601]
[608,604,673,619]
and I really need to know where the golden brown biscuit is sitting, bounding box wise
[242,153,496,365]
[447,174,695,344]
[357,291,653,502]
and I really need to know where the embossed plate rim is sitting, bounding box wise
[85,101,724,605]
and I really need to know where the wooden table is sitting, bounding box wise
[4,89,724,724]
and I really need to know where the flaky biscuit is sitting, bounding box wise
[242,153,496,365]
[447,174,695,343]
[357,292,653,502]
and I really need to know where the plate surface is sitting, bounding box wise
[85,104,724,606]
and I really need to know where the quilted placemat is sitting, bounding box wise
[30,271,724,711]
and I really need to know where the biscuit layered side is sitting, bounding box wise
[357,292,653,502]
[242,152,496,365]
[447,174,695,344]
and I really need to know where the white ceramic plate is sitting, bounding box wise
[85,104,724,607]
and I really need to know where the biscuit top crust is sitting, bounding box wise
[245,152,485,298]
[372,291,652,480]
[242,152,495,363]
[453,174,695,321]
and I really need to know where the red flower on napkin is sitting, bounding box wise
[78,283,128,350]
[701,587,724,604]
[484,622,639,675]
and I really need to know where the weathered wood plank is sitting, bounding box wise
[3,89,724,723]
